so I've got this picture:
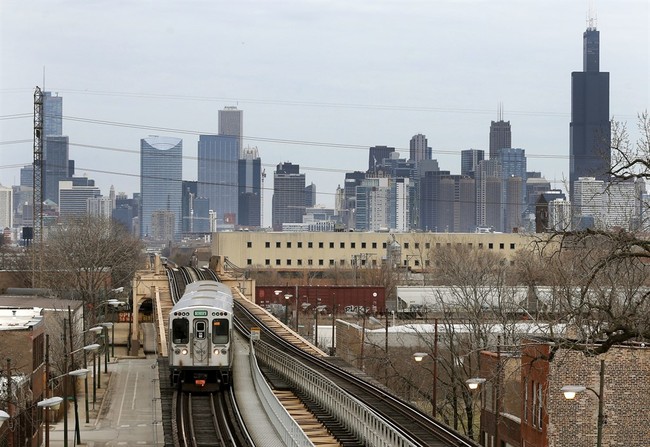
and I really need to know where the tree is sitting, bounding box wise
[11,216,144,321]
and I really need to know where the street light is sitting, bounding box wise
[81,327,103,423]
[561,359,606,447]
[53,368,89,447]
[466,377,487,390]
[284,294,293,326]
[37,396,63,447]
[413,352,438,417]
[101,322,114,370]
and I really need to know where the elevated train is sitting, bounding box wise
[168,280,234,391]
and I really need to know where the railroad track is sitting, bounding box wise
[174,390,247,447]
[234,298,478,447]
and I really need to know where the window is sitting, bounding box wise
[319,259,324,266]
[351,242,356,249]
[340,259,345,266]
[499,243,504,249]
[298,242,303,248]
[510,260,515,266]
[275,259,281,265]
[488,243,494,249]
[287,242,292,248]
[414,260,420,266]
[276,241,281,248]
[329,259,335,266]
[436,242,441,248]
[308,242,313,248]
[468,243,473,248]
[361,259,366,266]
[247,259,252,265]
[212,319,229,344]
[308,259,313,266]
[414,243,419,249]
[297,259,302,266]
[532,380,538,427]
[361,242,366,249]
[524,377,528,422]
[286,259,292,265]
[265,259,270,265]
[404,242,409,249]
[265,241,270,248]
[382,242,386,249]
[425,242,430,249]
[247,241,252,248]
[372,242,377,249]
[537,383,543,429]
[372,259,377,266]
[329,242,334,248]
[478,243,484,249]
[340,242,345,248]
[319,242,324,248]
[172,319,189,344]
[447,243,451,247]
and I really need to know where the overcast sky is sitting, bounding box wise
[1,0,648,227]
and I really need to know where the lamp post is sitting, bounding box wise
[314,298,322,347]
[284,294,292,326]
[413,352,438,417]
[54,367,90,447]
[466,377,487,441]
[561,359,606,447]
[79,342,100,424]
[81,327,102,423]
[101,322,114,370]
[37,396,63,447]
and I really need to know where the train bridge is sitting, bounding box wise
[130,257,478,447]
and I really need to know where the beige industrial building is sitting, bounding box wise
[212,231,536,272]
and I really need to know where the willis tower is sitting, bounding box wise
[569,17,611,197]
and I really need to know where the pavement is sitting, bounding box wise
[47,323,165,447]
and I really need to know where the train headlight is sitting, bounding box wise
[174,348,180,355]
[221,348,228,355]
[181,348,188,355]
[213,348,219,355]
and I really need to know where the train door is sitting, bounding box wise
[192,319,210,365]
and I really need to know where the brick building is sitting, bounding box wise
[478,339,650,447]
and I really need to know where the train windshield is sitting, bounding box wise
[172,319,189,344]
[212,319,229,344]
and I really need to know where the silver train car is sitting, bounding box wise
[168,280,234,391]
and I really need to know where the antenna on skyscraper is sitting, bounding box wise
[587,0,597,30]
[497,102,504,121]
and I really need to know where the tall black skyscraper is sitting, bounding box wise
[570,20,611,195]
[489,106,511,160]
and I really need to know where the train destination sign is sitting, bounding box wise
[194,310,208,316]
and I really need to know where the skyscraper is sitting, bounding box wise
[489,107,512,160]
[409,134,431,164]
[272,162,305,231]
[198,135,239,227]
[218,106,243,152]
[570,19,611,195]
[43,92,63,137]
[140,136,183,240]
[368,146,395,174]
[238,147,262,227]
[44,135,70,204]
[461,149,485,178]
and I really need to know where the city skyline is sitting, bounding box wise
[1,1,648,228]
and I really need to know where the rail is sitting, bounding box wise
[254,339,417,447]
[248,339,315,447]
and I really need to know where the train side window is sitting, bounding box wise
[172,319,189,344]
[212,319,230,344]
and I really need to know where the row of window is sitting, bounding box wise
[248,258,517,267]
[250,241,517,250]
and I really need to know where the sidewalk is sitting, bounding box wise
[47,324,165,446]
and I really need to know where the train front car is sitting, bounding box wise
[168,280,234,392]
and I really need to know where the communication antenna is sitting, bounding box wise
[587,0,597,29]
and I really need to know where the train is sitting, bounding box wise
[168,280,234,392]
